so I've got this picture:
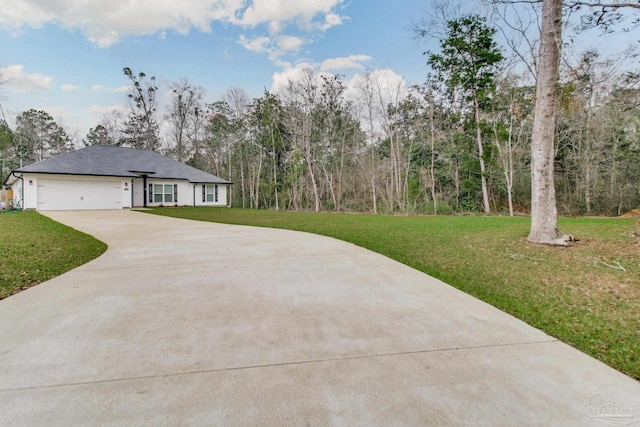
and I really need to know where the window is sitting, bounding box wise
[202,184,218,203]
[149,184,177,204]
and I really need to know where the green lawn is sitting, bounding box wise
[0,211,107,299]
[145,207,640,380]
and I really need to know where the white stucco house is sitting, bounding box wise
[3,145,232,211]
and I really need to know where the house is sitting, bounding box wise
[3,145,232,211]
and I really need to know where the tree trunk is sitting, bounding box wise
[474,98,491,213]
[430,103,437,215]
[455,158,460,212]
[271,128,279,211]
[306,152,320,212]
[528,0,569,245]
[239,149,246,209]
[506,113,516,217]
[336,130,347,211]
[254,148,262,208]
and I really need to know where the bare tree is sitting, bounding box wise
[491,75,533,216]
[166,79,205,162]
[490,1,542,81]
[353,71,381,213]
[121,67,160,151]
[279,70,322,211]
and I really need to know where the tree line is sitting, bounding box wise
[2,6,639,220]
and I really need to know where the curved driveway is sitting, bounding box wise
[1,210,639,425]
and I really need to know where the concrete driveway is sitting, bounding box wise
[1,210,638,426]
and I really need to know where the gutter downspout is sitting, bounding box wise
[193,183,196,207]
[10,171,24,209]
[143,175,148,207]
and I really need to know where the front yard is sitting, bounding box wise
[0,211,107,299]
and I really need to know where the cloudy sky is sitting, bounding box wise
[1,0,635,143]
[0,0,438,140]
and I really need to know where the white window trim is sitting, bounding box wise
[149,183,178,204]
[203,184,218,203]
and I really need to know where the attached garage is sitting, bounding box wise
[36,179,124,211]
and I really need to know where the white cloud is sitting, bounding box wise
[319,12,343,31]
[39,106,76,125]
[271,62,331,94]
[61,83,81,91]
[346,69,409,104]
[272,65,409,111]
[0,0,346,47]
[321,55,372,71]
[239,35,271,53]
[0,64,52,92]
[271,63,315,94]
[278,35,303,52]
[238,0,343,27]
[239,34,303,65]
[88,104,127,115]
[0,0,242,47]
[346,69,411,134]
[91,84,130,93]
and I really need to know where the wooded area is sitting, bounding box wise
[2,2,639,217]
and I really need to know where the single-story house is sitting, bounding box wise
[3,145,232,211]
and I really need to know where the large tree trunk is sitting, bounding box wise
[528,0,569,245]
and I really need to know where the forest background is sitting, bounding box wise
[2,1,640,217]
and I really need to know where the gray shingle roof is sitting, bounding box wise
[13,145,232,184]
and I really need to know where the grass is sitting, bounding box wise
[0,210,107,299]
[145,207,640,380]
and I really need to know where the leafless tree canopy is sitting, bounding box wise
[2,3,640,221]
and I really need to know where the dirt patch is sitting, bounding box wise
[621,209,640,218]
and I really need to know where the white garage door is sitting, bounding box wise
[37,179,122,210]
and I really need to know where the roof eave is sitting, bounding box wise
[188,180,233,185]
[8,171,137,179]
[4,171,20,187]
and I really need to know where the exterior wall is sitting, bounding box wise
[17,174,37,210]
[132,180,230,207]
[7,173,230,210]
[10,177,26,209]
[194,183,228,207]
[140,179,193,208]
[12,174,132,210]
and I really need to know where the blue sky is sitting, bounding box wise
[0,0,435,140]
[0,1,636,142]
